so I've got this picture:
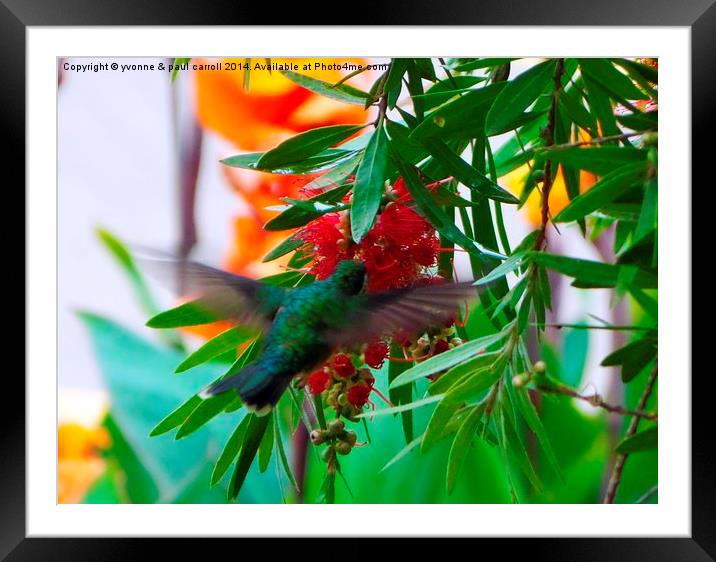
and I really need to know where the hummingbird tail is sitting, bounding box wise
[199,364,290,417]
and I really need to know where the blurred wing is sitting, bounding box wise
[326,281,478,347]
[136,248,288,330]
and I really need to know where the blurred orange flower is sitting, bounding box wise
[193,57,372,280]
[58,422,110,503]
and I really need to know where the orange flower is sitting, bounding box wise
[58,422,110,503]
[194,58,370,151]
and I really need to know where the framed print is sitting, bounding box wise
[5,0,710,559]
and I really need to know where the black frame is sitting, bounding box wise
[5,1,710,559]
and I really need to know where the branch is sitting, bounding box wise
[534,58,565,252]
[539,129,655,152]
[534,381,657,421]
[603,365,658,503]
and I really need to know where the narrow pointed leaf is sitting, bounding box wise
[616,426,658,454]
[258,125,364,169]
[351,127,390,242]
[485,60,557,136]
[280,69,371,105]
[175,326,253,373]
[554,161,648,222]
[211,414,251,485]
[228,413,271,500]
[390,331,507,389]
[447,402,487,494]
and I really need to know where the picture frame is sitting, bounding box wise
[6,0,708,558]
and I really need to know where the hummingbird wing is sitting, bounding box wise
[136,248,288,330]
[325,281,478,347]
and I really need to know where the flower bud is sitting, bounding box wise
[310,429,327,445]
[512,373,530,388]
[343,430,357,447]
[327,418,345,437]
[335,441,353,455]
[533,360,546,373]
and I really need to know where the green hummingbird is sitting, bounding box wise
[144,254,478,416]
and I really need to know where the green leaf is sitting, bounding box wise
[553,161,648,222]
[578,58,649,105]
[419,138,519,203]
[582,74,621,138]
[446,402,487,494]
[384,119,430,163]
[146,299,224,328]
[422,398,464,454]
[617,111,658,132]
[222,148,357,175]
[380,435,424,473]
[351,127,390,242]
[634,175,657,243]
[387,342,414,444]
[390,331,507,389]
[530,252,657,289]
[265,184,352,231]
[228,413,271,500]
[557,90,598,136]
[544,147,647,176]
[616,426,657,454]
[257,125,364,169]
[262,233,304,263]
[273,416,299,493]
[451,58,517,71]
[601,335,657,383]
[175,393,236,440]
[149,395,202,436]
[485,60,557,136]
[175,326,253,373]
[211,414,251,485]
[512,386,563,481]
[488,111,547,137]
[258,413,275,473]
[473,252,525,286]
[392,154,505,265]
[355,394,443,418]
[280,69,371,105]
[410,82,505,140]
[414,77,485,109]
[384,58,408,109]
[499,398,542,492]
[428,352,501,396]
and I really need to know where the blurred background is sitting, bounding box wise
[57,57,652,504]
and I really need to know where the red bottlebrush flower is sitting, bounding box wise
[377,202,432,247]
[331,353,356,378]
[364,340,389,369]
[346,383,372,408]
[298,213,350,280]
[409,234,439,267]
[433,338,450,355]
[306,370,330,394]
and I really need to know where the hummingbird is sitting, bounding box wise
[142,253,478,416]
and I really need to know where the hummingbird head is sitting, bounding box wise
[332,259,367,295]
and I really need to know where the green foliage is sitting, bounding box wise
[88,57,658,505]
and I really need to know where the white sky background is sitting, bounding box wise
[58,57,614,419]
